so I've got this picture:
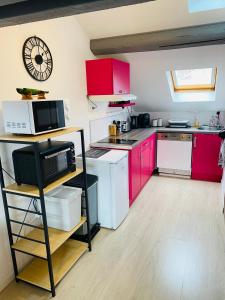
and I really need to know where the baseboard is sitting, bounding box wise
[159,173,191,180]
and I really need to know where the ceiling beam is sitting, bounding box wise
[90,22,225,55]
[0,0,25,5]
[0,0,155,28]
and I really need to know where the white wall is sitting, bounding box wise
[0,16,95,145]
[0,16,127,292]
[0,15,93,291]
[110,45,225,114]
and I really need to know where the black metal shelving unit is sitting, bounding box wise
[0,127,92,297]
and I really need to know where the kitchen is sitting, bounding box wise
[1,1,225,300]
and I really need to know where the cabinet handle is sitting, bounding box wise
[193,136,197,148]
[142,142,150,148]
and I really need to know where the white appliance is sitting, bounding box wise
[2,100,65,135]
[157,132,193,176]
[77,149,129,229]
[168,120,190,128]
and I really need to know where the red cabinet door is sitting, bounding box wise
[140,137,151,188]
[149,133,156,175]
[129,144,141,206]
[86,58,130,95]
[86,59,113,95]
[112,59,130,95]
[192,133,222,182]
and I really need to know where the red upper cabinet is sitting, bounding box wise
[112,59,130,95]
[192,133,222,182]
[86,58,130,95]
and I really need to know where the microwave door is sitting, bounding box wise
[32,101,65,134]
[49,101,65,129]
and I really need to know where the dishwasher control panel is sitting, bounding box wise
[157,132,192,141]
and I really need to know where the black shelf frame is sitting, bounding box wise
[0,129,92,297]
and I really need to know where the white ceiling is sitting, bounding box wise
[76,0,225,39]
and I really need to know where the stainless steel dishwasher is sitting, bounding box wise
[157,132,193,176]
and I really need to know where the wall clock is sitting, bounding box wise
[22,36,53,81]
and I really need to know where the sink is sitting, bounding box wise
[198,126,220,131]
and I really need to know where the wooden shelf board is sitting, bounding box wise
[17,239,88,290]
[3,168,83,197]
[12,217,86,258]
[0,127,81,143]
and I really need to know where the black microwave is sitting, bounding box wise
[12,141,76,187]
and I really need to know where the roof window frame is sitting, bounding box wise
[170,67,217,92]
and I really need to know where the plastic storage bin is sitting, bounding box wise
[42,186,82,231]
[64,173,100,240]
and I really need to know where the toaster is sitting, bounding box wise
[121,121,131,133]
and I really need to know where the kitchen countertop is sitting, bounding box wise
[91,127,221,150]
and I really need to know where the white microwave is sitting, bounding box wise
[2,100,66,135]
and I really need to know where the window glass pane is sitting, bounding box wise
[174,68,213,87]
[189,0,225,13]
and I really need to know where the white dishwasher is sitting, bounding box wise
[157,132,193,176]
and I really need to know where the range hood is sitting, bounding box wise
[88,94,137,102]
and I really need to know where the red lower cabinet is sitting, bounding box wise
[149,133,156,175]
[191,133,222,182]
[141,138,151,188]
[129,144,141,206]
[103,133,156,207]
[129,133,156,206]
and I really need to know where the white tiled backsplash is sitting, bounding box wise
[89,111,129,143]
[149,111,225,127]
[89,110,225,144]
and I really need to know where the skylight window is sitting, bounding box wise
[189,0,225,13]
[166,67,217,103]
[171,68,217,92]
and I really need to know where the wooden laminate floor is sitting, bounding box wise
[1,176,225,300]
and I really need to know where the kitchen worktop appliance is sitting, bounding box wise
[167,120,190,128]
[13,140,76,187]
[121,121,131,133]
[138,113,150,128]
[97,137,138,145]
[2,100,65,135]
[130,116,139,129]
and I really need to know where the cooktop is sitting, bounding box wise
[98,138,138,145]
[79,149,110,159]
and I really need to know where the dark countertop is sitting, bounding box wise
[91,127,221,150]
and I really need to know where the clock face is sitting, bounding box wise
[22,36,53,81]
